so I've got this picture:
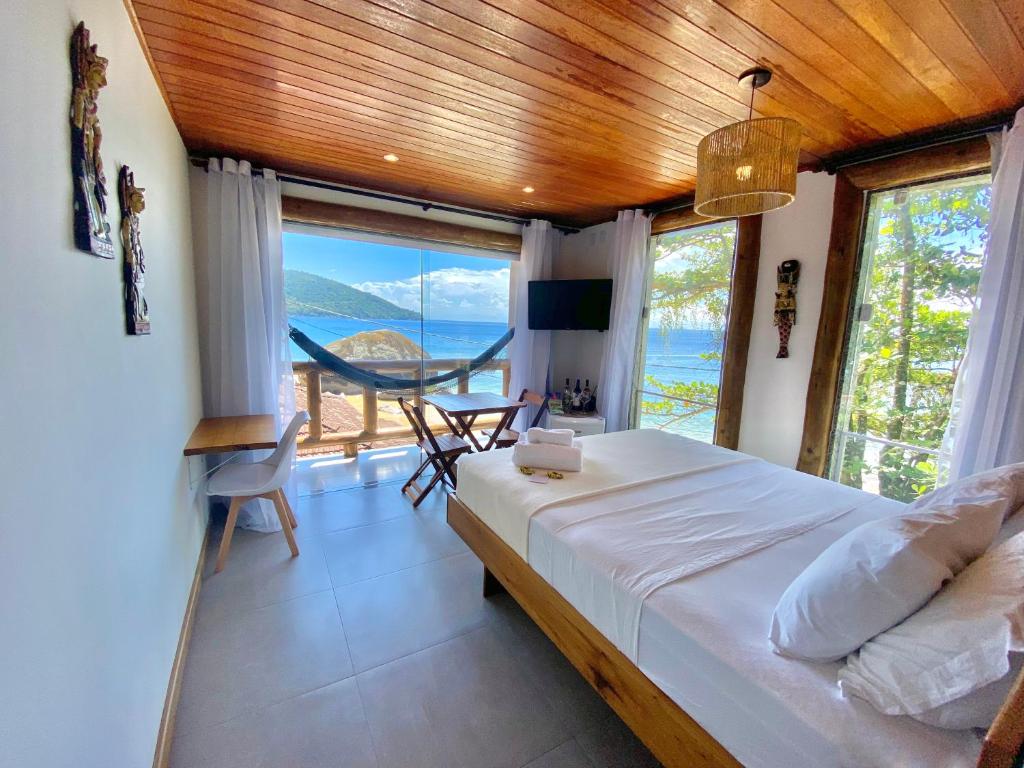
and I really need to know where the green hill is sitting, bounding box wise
[284,270,418,320]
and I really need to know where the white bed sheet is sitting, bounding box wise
[530,460,858,662]
[456,428,751,558]
[456,431,985,768]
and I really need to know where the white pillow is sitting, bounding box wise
[839,533,1024,728]
[913,462,1024,523]
[770,463,1024,662]
[912,654,1022,730]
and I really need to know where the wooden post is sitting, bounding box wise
[363,385,378,439]
[797,174,866,476]
[306,368,322,443]
[714,215,761,451]
[502,364,511,397]
[458,361,470,395]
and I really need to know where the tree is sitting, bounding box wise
[641,222,736,437]
[838,179,990,501]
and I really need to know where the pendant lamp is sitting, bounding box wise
[694,68,802,218]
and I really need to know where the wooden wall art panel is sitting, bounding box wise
[118,166,151,335]
[70,21,114,257]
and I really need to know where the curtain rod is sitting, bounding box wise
[188,157,580,234]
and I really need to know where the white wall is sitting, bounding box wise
[0,3,204,767]
[550,221,616,391]
[738,171,837,466]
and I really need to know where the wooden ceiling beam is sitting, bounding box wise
[281,196,523,253]
[835,135,993,192]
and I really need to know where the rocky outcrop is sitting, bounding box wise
[321,330,428,395]
[326,330,429,361]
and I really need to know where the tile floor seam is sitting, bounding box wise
[352,671,385,768]
[197,532,334,610]
[518,738,598,768]
[174,670,370,744]
[195,585,336,625]
[325,548,471,590]
[328,584,360,684]
[297,477,405,500]
[175,590,360,737]
[295,508,421,537]
[349,620,495,678]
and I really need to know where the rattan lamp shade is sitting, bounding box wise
[694,117,802,218]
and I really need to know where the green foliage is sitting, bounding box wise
[284,269,418,320]
[642,222,736,431]
[836,179,990,502]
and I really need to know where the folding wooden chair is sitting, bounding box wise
[398,397,473,507]
[484,389,550,449]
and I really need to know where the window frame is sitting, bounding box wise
[634,211,761,449]
[796,136,992,476]
[825,171,991,493]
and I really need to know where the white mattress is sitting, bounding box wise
[456,431,984,768]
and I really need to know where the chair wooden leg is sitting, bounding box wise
[437,454,459,489]
[269,491,300,557]
[413,464,445,507]
[215,496,245,573]
[402,457,431,494]
[280,491,298,529]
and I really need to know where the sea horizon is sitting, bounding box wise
[289,314,721,441]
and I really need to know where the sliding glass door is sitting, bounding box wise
[828,174,991,501]
[282,226,511,453]
[634,220,738,442]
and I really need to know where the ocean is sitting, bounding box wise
[289,315,720,441]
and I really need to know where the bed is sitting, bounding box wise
[449,429,1024,768]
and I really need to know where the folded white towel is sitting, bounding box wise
[527,427,575,446]
[513,440,583,472]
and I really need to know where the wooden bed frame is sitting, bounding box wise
[446,493,1024,768]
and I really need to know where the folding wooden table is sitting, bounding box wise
[422,392,526,452]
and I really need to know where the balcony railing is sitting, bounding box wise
[293,358,511,456]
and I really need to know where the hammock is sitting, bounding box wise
[289,325,514,393]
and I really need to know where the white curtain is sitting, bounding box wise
[941,110,1024,480]
[598,210,652,432]
[508,220,556,430]
[191,158,295,531]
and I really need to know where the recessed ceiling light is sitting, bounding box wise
[383,153,399,163]
[522,186,535,193]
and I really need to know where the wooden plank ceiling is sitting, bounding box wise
[129,0,1023,226]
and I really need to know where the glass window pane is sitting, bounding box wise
[282,229,511,453]
[830,175,991,501]
[636,220,737,443]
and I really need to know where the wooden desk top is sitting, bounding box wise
[423,392,526,417]
[184,415,278,456]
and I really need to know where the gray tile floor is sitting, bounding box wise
[171,448,661,768]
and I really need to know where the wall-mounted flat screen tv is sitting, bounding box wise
[528,279,613,331]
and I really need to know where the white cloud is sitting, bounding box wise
[354,267,510,323]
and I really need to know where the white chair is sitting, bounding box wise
[207,411,309,573]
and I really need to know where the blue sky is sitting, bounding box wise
[283,231,511,323]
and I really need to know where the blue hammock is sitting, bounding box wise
[289,325,514,392]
